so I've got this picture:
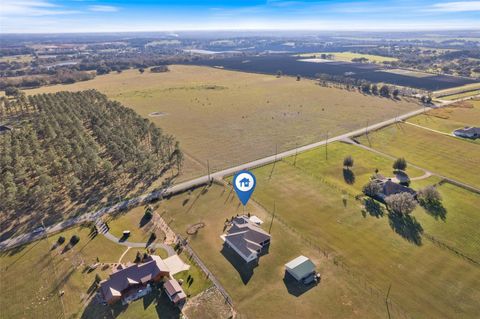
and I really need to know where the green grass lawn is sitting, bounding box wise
[414,182,480,261]
[407,99,480,137]
[356,122,480,187]
[440,89,480,100]
[173,252,213,297]
[247,155,480,319]
[107,205,166,244]
[281,141,425,197]
[157,184,390,319]
[0,225,126,319]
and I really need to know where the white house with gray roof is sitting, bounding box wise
[221,215,271,263]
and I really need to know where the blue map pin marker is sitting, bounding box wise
[233,170,256,206]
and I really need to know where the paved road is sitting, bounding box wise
[0,101,461,252]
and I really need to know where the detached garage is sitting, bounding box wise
[285,255,317,284]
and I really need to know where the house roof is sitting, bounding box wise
[454,127,480,135]
[225,215,271,258]
[100,255,170,302]
[285,256,316,279]
[164,279,186,303]
[382,180,416,197]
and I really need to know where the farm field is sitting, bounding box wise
[356,122,480,187]
[407,98,480,136]
[248,152,480,319]
[26,65,421,177]
[184,55,476,91]
[297,51,398,63]
[156,183,390,319]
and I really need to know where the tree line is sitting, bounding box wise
[0,90,182,228]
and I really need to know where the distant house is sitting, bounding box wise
[373,178,416,201]
[285,255,317,284]
[221,215,271,263]
[164,279,187,306]
[99,255,170,305]
[453,127,480,139]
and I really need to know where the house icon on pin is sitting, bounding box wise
[239,177,250,188]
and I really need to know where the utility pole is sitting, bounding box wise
[269,144,278,180]
[207,160,210,183]
[325,131,329,161]
[366,120,372,147]
[269,201,276,234]
[293,142,298,167]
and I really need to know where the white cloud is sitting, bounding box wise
[429,1,480,12]
[89,5,119,12]
[0,0,78,16]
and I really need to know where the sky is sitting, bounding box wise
[1,0,480,33]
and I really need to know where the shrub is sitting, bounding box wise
[393,158,407,171]
[57,236,65,244]
[385,193,417,215]
[70,235,80,245]
[362,181,382,197]
[418,186,442,205]
[343,155,354,168]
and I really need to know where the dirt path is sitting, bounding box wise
[118,247,131,263]
[404,121,454,137]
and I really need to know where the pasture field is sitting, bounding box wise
[248,152,480,319]
[297,51,398,63]
[414,181,480,261]
[26,65,421,178]
[439,89,480,100]
[407,98,480,136]
[356,122,480,187]
[157,183,390,319]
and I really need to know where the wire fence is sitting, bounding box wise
[253,198,414,319]
[177,235,235,308]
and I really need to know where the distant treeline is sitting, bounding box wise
[0,90,182,231]
[315,72,401,98]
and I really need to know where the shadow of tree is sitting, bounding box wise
[364,198,384,218]
[343,168,355,185]
[388,212,423,245]
[421,201,447,221]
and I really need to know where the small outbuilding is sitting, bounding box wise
[285,255,316,284]
[164,279,187,306]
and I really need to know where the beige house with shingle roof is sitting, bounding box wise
[221,215,271,263]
